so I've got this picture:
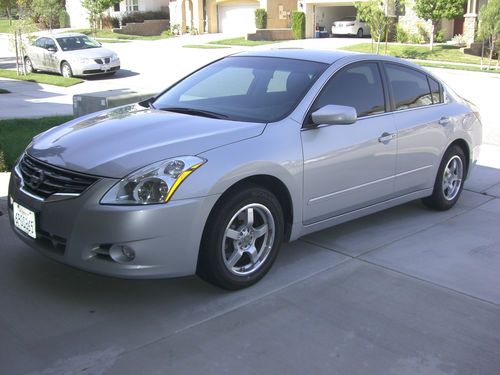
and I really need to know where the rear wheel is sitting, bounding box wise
[24,57,34,73]
[197,186,284,290]
[61,62,73,78]
[422,145,466,210]
[357,28,364,38]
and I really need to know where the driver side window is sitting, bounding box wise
[312,62,386,118]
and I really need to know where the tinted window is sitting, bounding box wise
[428,77,442,104]
[313,62,386,118]
[56,35,100,51]
[153,56,327,123]
[35,38,45,48]
[45,39,57,50]
[386,64,432,110]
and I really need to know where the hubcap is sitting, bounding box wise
[222,203,275,276]
[25,59,32,73]
[442,155,463,201]
[62,65,70,77]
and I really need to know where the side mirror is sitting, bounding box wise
[310,104,357,126]
[47,47,57,53]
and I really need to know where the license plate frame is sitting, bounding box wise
[13,201,37,239]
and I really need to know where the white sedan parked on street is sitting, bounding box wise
[24,33,120,78]
[332,17,370,38]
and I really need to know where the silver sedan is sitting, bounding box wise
[24,32,120,77]
[8,50,482,289]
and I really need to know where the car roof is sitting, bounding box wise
[233,49,418,67]
[37,32,88,39]
[234,49,355,64]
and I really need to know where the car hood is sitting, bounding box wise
[63,47,116,59]
[27,104,266,178]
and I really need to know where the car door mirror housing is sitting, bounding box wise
[47,47,57,53]
[311,105,357,126]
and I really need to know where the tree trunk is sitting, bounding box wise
[7,8,12,25]
[376,32,381,54]
[480,39,485,69]
[429,22,435,51]
[488,36,494,70]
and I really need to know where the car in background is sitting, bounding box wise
[332,17,370,38]
[24,33,120,78]
[8,50,481,290]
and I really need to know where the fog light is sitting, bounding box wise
[109,245,136,263]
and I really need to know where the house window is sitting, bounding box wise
[126,0,139,12]
[114,3,120,11]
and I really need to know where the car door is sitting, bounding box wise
[43,38,60,72]
[31,38,47,70]
[301,61,397,224]
[383,63,449,195]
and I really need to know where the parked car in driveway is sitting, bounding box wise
[8,50,482,290]
[332,16,370,37]
[24,32,120,78]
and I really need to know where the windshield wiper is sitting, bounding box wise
[161,107,228,119]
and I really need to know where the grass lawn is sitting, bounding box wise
[97,39,131,43]
[0,18,16,33]
[417,61,500,73]
[0,116,73,171]
[183,44,230,49]
[0,69,83,87]
[71,29,173,41]
[209,37,278,46]
[0,88,10,93]
[341,43,483,65]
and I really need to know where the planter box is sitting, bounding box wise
[113,19,169,36]
[247,28,293,41]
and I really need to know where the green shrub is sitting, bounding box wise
[0,150,6,172]
[395,24,409,43]
[102,15,120,29]
[122,11,169,25]
[255,9,267,29]
[417,23,430,43]
[291,11,305,40]
[435,29,444,43]
[59,10,70,28]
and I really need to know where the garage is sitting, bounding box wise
[218,3,259,34]
[315,4,357,36]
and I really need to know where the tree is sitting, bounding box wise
[478,0,500,70]
[31,0,63,30]
[0,0,16,25]
[414,0,465,50]
[355,1,390,54]
[82,0,120,37]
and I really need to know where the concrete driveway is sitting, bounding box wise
[1,34,500,375]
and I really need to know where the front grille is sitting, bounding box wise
[94,57,111,64]
[37,229,67,255]
[18,153,99,199]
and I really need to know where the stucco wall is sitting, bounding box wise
[266,0,297,29]
[66,0,89,29]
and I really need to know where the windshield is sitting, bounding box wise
[152,56,328,123]
[340,17,356,21]
[56,35,101,51]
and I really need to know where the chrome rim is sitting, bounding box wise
[442,155,463,201]
[222,203,275,276]
[62,64,71,78]
[25,58,33,73]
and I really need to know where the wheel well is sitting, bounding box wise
[60,60,68,70]
[210,175,294,241]
[449,139,470,178]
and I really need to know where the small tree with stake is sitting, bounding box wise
[355,0,390,54]
[414,0,465,51]
[82,0,121,38]
[478,0,500,70]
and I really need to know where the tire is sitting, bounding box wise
[422,145,466,211]
[197,185,284,290]
[357,28,364,38]
[24,57,34,73]
[61,62,73,78]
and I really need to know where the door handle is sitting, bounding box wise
[439,116,451,126]
[378,132,396,144]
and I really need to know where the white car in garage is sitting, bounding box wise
[331,17,370,38]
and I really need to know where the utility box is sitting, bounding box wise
[73,89,156,117]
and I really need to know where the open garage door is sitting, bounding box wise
[315,5,356,36]
[218,3,259,34]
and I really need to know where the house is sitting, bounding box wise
[66,0,170,29]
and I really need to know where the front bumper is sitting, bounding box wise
[72,58,121,76]
[331,26,357,35]
[8,170,219,279]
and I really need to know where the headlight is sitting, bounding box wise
[101,156,206,205]
[79,57,94,64]
[111,53,119,61]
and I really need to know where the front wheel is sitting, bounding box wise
[61,62,73,78]
[422,145,466,211]
[197,186,284,290]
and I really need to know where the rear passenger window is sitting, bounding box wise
[312,62,385,118]
[385,64,432,110]
[428,77,442,104]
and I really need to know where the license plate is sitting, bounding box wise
[102,64,110,71]
[13,202,37,239]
